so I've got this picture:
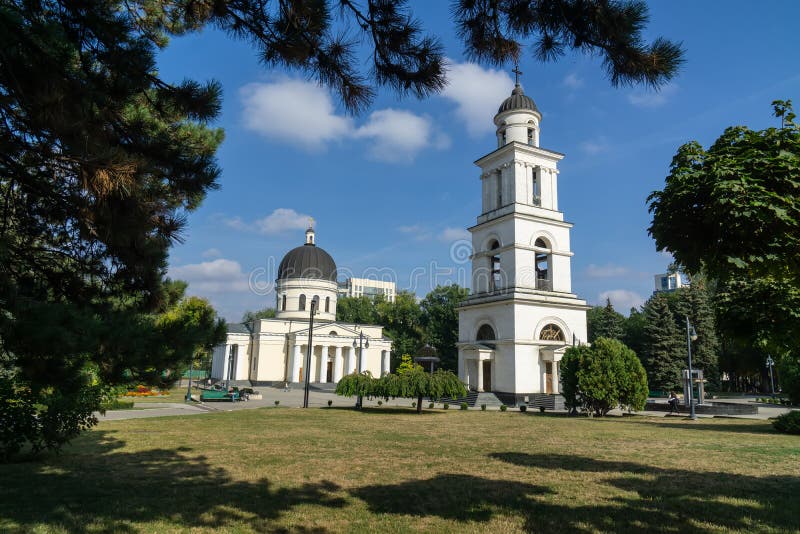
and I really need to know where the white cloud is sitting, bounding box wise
[240,79,447,162]
[240,80,352,146]
[170,258,250,293]
[439,227,470,242]
[597,289,646,313]
[398,224,432,241]
[254,208,311,234]
[354,109,449,163]
[628,83,679,108]
[441,61,514,137]
[580,137,610,155]
[585,263,631,278]
[398,225,424,234]
[202,248,222,259]
[562,73,584,89]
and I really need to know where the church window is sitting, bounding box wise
[325,296,330,312]
[535,238,552,291]
[539,324,565,341]
[489,240,501,291]
[282,295,287,311]
[477,324,496,341]
[501,130,506,145]
[532,169,541,206]
[312,295,320,311]
[527,128,534,145]
[299,294,306,311]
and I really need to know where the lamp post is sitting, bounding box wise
[352,328,369,409]
[686,316,698,420]
[766,355,776,398]
[303,298,319,409]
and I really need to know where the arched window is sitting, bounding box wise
[489,240,501,291]
[299,294,306,311]
[325,296,330,313]
[476,324,496,341]
[496,170,503,208]
[535,238,552,291]
[527,128,534,146]
[532,168,541,206]
[281,295,287,311]
[312,295,320,311]
[539,324,565,341]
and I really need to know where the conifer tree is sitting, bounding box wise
[641,293,685,390]
[668,281,720,387]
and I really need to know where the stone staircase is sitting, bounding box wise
[434,391,505,408]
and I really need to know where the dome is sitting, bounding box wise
[278,243,337,282]
[497,84,539,114]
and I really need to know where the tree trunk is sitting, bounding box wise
[417,394,423,413]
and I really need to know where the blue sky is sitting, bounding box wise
[161,1,800,321]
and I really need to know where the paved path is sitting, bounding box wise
[98,389,796,422]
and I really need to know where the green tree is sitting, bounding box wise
[420,285,469,371]
[641,293,685,391]
[776,354,800,405]
[336,296,379,324]
[623,307,647,358]
[667,281,720,388]
[242,308,277,323]
[560,338,648,416]
[587,298,625,342]
[376,291,423,366]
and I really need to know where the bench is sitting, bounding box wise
[200,389,239,402]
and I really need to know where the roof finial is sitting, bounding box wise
[308,216,315,230]
[512,63,523,86]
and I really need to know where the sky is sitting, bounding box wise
[159,1,800,322]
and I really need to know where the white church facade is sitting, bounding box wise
[457,76,588,405]
[211,226,392,386]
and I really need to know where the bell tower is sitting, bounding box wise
[457,70,589,405]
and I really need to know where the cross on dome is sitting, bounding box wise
[512,63,523,86]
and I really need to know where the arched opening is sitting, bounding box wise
[329,330,338,336]
[532,168,541,206]
[312,295,320,312]
[476,324,496,341]
[281,294,287,311]
[534,238,552,291]
[489,240,501,291]
[325,296,330,313]
[299,294,306,311]
[495,170,503,208]
[539,323,565,342]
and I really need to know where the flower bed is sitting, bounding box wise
[123,385,170,397]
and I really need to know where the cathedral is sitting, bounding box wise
[210,226,392,386]
[457,75,589,405]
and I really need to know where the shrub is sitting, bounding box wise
[327,399,333,407]
[99,400,134,411]
[481,404,487,411]
[561,338,649,417]
[443,403,449,410]
[428,402,434,409]
[460,402,468,410]
[500,404,507,411]
[777,354,800,406]
[772,411,800,434]
[274,400,280,406]
[519,405,527,412]
[377,400,383,406]
[412,401,417,408]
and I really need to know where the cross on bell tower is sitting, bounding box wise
[512,63,523,86]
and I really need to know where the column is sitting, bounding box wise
[381,350,390,376]
[291,344,302,382]
[552,361,560,395]
[333,346,343,382]
[477,358,484,392]
[318,348,327,383]
[346,348,355,374]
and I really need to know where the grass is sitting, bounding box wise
[1,409,798,533]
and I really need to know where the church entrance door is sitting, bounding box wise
[482,360,492,391]
[326,361,333,382]
[545,362,553,394]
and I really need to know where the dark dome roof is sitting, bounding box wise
[497,84,539,114]
[278,243,337,282]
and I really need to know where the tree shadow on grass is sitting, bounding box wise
[327,406,444,415]
[351,473,551,523]
[0,430,344,533]
[489,452,799,532]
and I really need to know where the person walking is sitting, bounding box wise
[667,391,680,414]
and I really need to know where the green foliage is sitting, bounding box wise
[443,403,449,410]
[241,308,277,323]
[336,296,379,324]
[481,404,487,411]
[337,368,466,413]
[587,299,625,342]
[500,405,507,412]
[460,402,468,410]
[641,293,685,390]
[776,354,800,405]
[623,307,647,361]
[428,402,434,409]
[396,354,423,375]
[561,338,649,416]
[327,400,333,407]
[667,281,720,387]
[99,400,135,411]
[334,372,375,398]
[420,284,469,370]
[519,405,527,413]
[772,411,800,435]
[274,400,280,407]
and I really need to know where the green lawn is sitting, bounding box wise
[1,409,798,533]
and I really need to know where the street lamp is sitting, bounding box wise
[766,355,776,398]
[185,358,194,402]
[686,316,698,420]
[352,328,369,409]
[303,298,319,408]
